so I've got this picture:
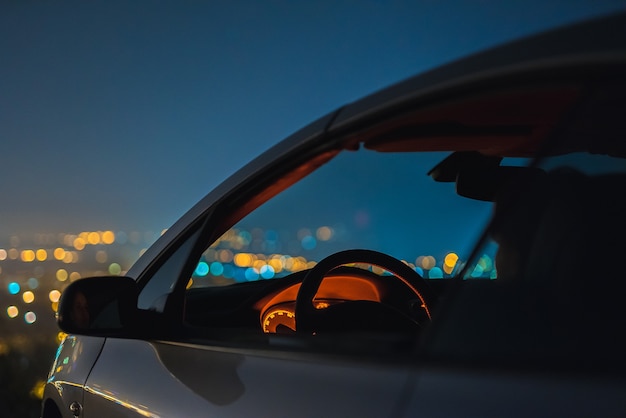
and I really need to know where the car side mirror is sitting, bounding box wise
[57,276,139,336]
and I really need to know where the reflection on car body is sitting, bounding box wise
[43,12,626,418]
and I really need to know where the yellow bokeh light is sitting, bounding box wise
[8,248,19,260]
[23,291,35,304]
[56,269,68,282]
[51,301,59,312]
[54,248,66,260]
[88,232,100,245]
[56,332,67,344]
[69,272,81,281]
[21,250,36,262]
[268,258,284,273]
[7,306,18,318]
[73,237,86,250]
[234,253,254,267]
[36,249,48,261]
[49,290,61,303]
[186,278,193,289]
[0,249,7,261]
[101,231,115,244]
[444,252,459,268]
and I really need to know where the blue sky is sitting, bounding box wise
[1,1,624,236]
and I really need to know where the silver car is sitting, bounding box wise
[42,12,626,418]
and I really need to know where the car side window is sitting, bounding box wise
[182,150,496,337]
[138,226,202,311]
[429,151,626,365]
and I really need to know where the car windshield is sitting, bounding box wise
[188,150,513,288]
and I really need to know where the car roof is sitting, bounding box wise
[128,11,626,279]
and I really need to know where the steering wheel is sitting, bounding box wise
[295,249,434,335]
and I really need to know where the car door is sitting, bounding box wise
[81,215,414,417]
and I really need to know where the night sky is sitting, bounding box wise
[1,1,623,236]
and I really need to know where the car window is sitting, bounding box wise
[431,150,626,367]
[186,150,497,290]
[138,226,203,311]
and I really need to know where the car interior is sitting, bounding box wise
[53,72,626,370]
[178,78,626,366]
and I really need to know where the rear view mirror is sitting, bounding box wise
[57,276,139,336]
[456,166,546,201]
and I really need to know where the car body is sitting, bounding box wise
[43,13,626,418]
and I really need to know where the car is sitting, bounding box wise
[42,12,626,418]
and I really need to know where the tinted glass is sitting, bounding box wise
[187,150,497,288]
